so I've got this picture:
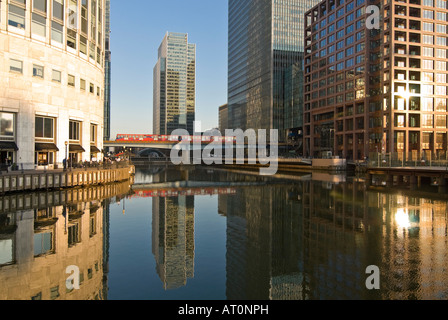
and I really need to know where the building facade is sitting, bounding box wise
[228,0,321,142]
[304,0,448,161]
[0,0,106,169]
[219,103,228,133]
[153,32,196,135]
[103,0,111,141]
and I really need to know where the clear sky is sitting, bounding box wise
[109,0,228,137]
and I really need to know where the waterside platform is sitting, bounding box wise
[0,164,135,195]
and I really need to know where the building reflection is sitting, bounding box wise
[152,196,195,290]
[0,182,130,300]
[149,186,237,290]
[220,179,448,300]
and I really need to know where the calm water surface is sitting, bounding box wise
[1,166,448,300]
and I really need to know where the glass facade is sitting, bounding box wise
[228,0,321,141]
[103,0,111,141]
[153,33,196,135]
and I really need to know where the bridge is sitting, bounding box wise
[103,140,179,149]
[103,140,290,150]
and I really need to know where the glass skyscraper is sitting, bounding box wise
[228,0,321,141]
[104,0,111,141]
[153,32,196,135]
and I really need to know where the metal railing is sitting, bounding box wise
[368,152,448,169]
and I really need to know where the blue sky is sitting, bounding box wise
[109,0,228,137]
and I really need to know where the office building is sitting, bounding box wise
[219,103,228,133]
[0,0,106,169]
[228,0,321,141]
[304,0,448,161]
[104,0,111,141]
[153,32,196,135]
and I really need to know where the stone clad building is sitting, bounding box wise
[0,0,106,170]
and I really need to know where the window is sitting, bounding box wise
[69,121,81,141]
[0,113,15,138]
[89,83,95,94]
[80,36,87,55]
[423,10,434,19]
[437,37,447,46]
[436,49,447,59]
[35,117,55,140]
[51,21,63,43]
[81,0,88,34]
[68,222,80,247]
[8,4,26,30]
[67,29,77,49]
[80,79,86,91]
[90,124,97,144]
[34,0,47,13]
[423,35,434,44]
[422,60,434,70]
[436,115,447,128]
[437,12,447,21]
[52,0,64,21]
[52,70,61,83]
[422,115,434,128]
[423,22,434,32]
[50,286,60,300]
[437,24,446,33]
[97,86,100,97]
[10,59,23,73]
[34,232,53,256]
[68,75,75,87]
[436,86,447,95]
[33,65,44,78]
[423,47,434,57]
[32,13,47,37]
[436,61,447,71]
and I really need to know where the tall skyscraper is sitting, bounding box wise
[104,0,111,141]
[228,0,321,141]
[153,32,196,135]
[303,0,448,161]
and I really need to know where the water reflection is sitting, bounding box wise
[136,167,448,300]
[0,182,131,300]
[152,195,195,290]
[2,166,448,300]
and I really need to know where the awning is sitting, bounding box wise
[69,144,85,152]
[35,143,59,152]
[90,146,101,153]
[0,141,19,151]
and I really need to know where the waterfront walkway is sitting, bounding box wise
[0,162,135,194]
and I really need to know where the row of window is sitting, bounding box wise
[4,0,105,66]
[9,59,102,97]
[0,112,98,145]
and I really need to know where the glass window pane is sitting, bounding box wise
[0,113,15,137]
[8,4,26,29]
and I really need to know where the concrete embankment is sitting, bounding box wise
[0,165,135,195]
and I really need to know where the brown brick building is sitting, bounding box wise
[304,0,448,161]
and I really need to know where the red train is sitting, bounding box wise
[116,134,235,143]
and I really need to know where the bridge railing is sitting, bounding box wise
[368,152,448,169]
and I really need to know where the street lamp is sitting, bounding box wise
[65,141,68,170]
